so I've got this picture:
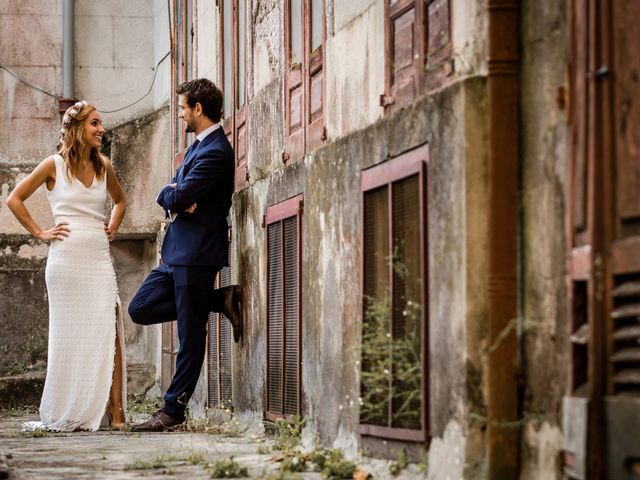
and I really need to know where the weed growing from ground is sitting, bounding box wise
[206,457,249,478]
[266,415,305,452]
[259,471,302,480]
[279,452,308,473]
[126,393,162,415]
[123,454,176,471]
[309,448,356,479]
[388,448,409,476]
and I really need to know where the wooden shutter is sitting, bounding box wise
[285,0,305,162]
[305,0,325,151]
[383,0,452,114]
[423,0,453,91]
[220,0,248,189]
[285,0,325,162]
[359,145,428,442]
[234,0,248,188]
[384,0,422,114]
[566,0,640,477]
[266,195,303,419]
[609,0,640,396]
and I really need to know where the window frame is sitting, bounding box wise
[283,0,326,164]
[358,145,429,442]
[264,194,304,421]
[219,0,249,190]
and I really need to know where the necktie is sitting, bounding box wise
[184,139,200,164]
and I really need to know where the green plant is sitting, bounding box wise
[206,457,249,478]
[279,452,308,473]
[3,404,39,417]
[267,415,305,452]
[126,393,162,414]
[256,445,271,454]
[123,454,176,470]
[360,285,423,428]
[388,448,409,476]
[259,471,302,480]
[185,451,206,465]
[20,427,50,438]
[308,448,356,479]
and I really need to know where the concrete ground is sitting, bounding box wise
[0,412,310,479]
[0,412,427,479]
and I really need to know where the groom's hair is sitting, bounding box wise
[176,78,223,122]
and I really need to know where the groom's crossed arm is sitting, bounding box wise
[156,151,228,215]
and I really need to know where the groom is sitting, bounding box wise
[128,78,242,432]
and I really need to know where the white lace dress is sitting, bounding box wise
[26,154,127,432]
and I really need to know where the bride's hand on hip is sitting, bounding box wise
[104,223,117,242]
[37,222,70,241]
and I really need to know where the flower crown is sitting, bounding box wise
[60,100,89,136]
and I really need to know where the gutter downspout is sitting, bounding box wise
[486,0,521,478]
[59,0,76,116]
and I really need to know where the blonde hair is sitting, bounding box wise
[58,101,107,182]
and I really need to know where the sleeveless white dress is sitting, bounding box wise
[27,154,127,431]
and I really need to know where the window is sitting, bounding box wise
[208,229,234,410]
[220,0,248,189]
[265,195,303,419]
[382,0,453,115]
[284,0,326,163]
[359,145,428,442]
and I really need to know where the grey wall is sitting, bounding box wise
[519,0,569,478]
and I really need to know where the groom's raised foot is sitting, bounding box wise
[130,409,184,432]
[221,285,243,343]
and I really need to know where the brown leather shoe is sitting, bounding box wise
[130,410,184,432]
[222,285,243,343]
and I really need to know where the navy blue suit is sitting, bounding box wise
[129,126,235,419]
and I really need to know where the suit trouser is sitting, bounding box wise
[128,263,227,419]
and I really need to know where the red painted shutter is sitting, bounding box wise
[266,196,303,419]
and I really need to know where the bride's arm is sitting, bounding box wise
[105,161,126,241]
[6,157,70,241]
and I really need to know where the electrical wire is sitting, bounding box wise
[0,49,171,114]
[98,50,171,114]
[0,64,60,98]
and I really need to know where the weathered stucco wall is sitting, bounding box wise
[520,0,568,478]
[228,77,488,475]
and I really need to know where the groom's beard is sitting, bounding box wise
[184,119,196,133]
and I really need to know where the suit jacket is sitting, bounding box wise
[157,127,235,266]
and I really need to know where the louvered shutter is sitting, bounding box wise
[266,195,303,419]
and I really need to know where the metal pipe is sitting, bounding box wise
[486,0,521,478]
[62,0,75,99]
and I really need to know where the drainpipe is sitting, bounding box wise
[59,0,76,116]
[486,0,521,478]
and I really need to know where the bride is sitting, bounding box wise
[7,100,127,431]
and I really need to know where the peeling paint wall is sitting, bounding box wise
[520,0,568,478]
